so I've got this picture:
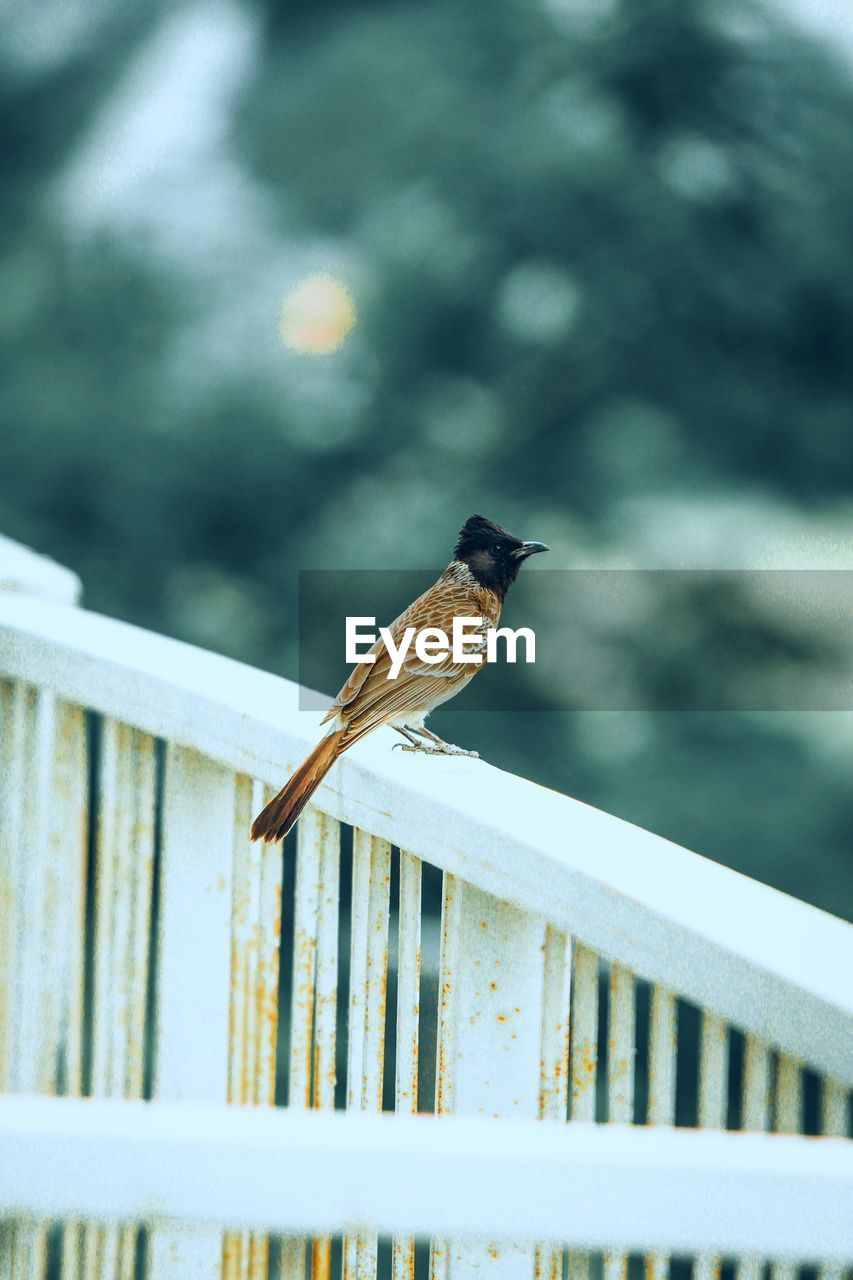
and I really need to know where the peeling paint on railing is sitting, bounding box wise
[224,776,282,1280]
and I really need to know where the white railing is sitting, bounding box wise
[0,543,851,1280]
[0,536,81,606]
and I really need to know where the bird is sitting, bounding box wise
[250,514,549,843]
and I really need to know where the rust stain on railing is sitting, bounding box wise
[224,778,283,1280]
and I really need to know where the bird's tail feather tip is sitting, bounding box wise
[250,729,344,844]
[249,815,275,843]
[250,791,294,844]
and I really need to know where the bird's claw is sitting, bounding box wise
[441,744,479,759]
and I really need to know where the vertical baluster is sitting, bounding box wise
[362,834,391,1112]
[607,965,636,1126]
[0,681,23,1280]
[698,1013,729,1131]
[818,1079,849,1280]
[149,746,235,1280]
[124,734,157,1082]
[311,811,341,1280]
[90,719,129,1280]
[693,1013,729,1280]
[821,1079,848,1137]
[226,779,284,1280]
[0,682,23,1094]
[313,810,341,1111]
[278,807,341,1280]
[741,1036,771,1132]
[290,808,321,1109]
[535,925,572,1280]
[343,830,391,1280]
[0,682,18,1280]
[342,828,373,1280]
[771,1056,802,1280]
[252,783,284,1280]
[52,701,89,1280]
[568,942,599,1280]
[604,964,636,1280]
[434,873,462,1117]
[346,827,372,1100]
[774,1055,802,1135]
[3,685,53,1280]
[81,724,156,1280]
[279,806,322,1280]
[225,776,264,1280]
[647,987,677,1125]
[645,987,676,1280]
[40,702,86,1096]
[121,730,156,1280]
[570,941,599,1124]
[431,875,545,1280]
[12,689,55,1092]
[256,783,285,1120]
[428,871,462,1280]
[429,871,461,1280]
[733,1037,771,1280]
[0,683,28,1096]
[538,926,573,1121]
[17,689,58,1280]
[88,718,124,1092]
[392,852,422,1280]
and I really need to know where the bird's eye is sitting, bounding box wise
[492,541,503,554]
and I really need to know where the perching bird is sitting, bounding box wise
[251,514,548,843]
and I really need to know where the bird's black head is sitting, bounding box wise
[454,514,549,596]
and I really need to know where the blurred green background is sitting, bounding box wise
[1,0,851,916]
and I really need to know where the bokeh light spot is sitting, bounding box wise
[279,273,356,355]
[497,261,581,345]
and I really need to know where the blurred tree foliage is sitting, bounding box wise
[1,0,851,915]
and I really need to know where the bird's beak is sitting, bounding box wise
[513,540,550,560]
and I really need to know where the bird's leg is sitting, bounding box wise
[392,725,425,751]
[413,725,451,745]
[395,723,479,760]
[406,725,437,741]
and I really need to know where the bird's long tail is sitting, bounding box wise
[251,729,346,843]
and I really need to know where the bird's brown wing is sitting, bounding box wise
[320,630,387,723]
[321,575,499,742]
[339,669,470,746]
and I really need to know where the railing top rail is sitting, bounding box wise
[0,535,81,605]
[1,593,851,1083]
